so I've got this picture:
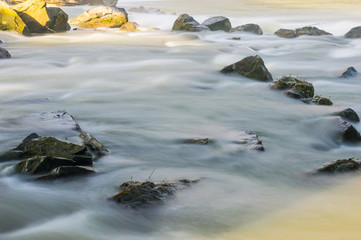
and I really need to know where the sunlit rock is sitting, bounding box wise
[221,55,273,81]
[12,0,70,33]
[202,16,231,32]
[0,1,31,36]
[172,14,209,32]
[230,23,263,35]
[119,22,138,32]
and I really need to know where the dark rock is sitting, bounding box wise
[172,14,209,32]
[271,76,314,99]
[15,156,76,174]
[237,131,264,151]
[231,37,241,40]
[230,23,263,35]
[333,108,360,123]
[201,16,231,32]
[111,181,176,208]
[340,67,358,78]
[315,158,360,174]
[36,166,96,180]
[339,120,361,143]
[181,138,214,145]
[344,26,361,39]
[80,133,108,158]
[313,96,333,106]
[275,26,331,38]
[220,55,273,81]
[0,47,11,59]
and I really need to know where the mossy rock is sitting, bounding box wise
[12,0,70,33]
[0,1,31,36]
[271,76,314,99]
[119,21,138,32]
[70,6,128,28]
[315,158,360,174]
[36,166,96,180]
[221,55,273,81]
[15,155,76,174]
[314,96,333,106]
[172,14,209,32]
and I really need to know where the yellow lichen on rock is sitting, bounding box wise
[119,22,138,32]
[0,1,31,35]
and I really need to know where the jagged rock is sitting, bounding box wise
[201,16,231,32]
[36,166,96,180]
[0,1,31,36]
[119,22,138,32]
[230,24,263,35]
[15,156,77,174]
[237,131,264,151]
[12,0,70,33]
[333,108,360,123]
[220,55,273,81]
[340,67,359,78]
[80,133,108,157]
[172,14,209,32]
[0,47,11,59]
[313,96,333,106]
[344,26,361,39]
[315,158,360,174]
[271,76,314,99]
[110,179,198,208]
[70,6,128,28]
[275,26,331,38]
[339,120,361,143]
[180,138,214,145]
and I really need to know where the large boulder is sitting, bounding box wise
[70,6,128,28]
[275,26,331,38]
[271,76,314,99]
[314,158,360,174]
[15,156,78,174]
[221,55,273,81]
[201,16,231,32]
[344,26,361,39]
[0,1,31,36]
[340,66,359,78]
[0,47,11,59]
[230,23,263,35]
[12,0,70,33]
[339,119,361,143]
[172,14,209,32]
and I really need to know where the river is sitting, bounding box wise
[0,0,361,239]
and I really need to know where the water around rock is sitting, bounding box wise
[314,158,360,174]
[0,47,11,59]
[275,26,331,38]
[230,24,263,35]
[344,26,361,39]
[172,14,209,32]
[333,108,360,123]
[201,16,231,32]
[340,67,359,78]
[0,1,31,36]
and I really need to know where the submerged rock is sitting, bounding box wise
[230,24,263,35]
[333,108,360,123]
[13,0,70,33]
[220,55,273,81]
[180,138,214,145]
[271,76,314,99]
[111,179,198,208]
[0,47,11,59]
[275,26,331,38]
[119,22,138,32]
[237,131,264,151]
[315,158,360,174]
[201,16,231,32]
[36,166,96,180]
[70,6,128,28]
[0,1,31,36]
[172,14,209,32]
[340,67,359,78]
[344,26,361,39]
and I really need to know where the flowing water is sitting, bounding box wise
[0,0,361,239]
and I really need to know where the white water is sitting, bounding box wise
[0,1,361,239]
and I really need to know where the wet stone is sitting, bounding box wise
[315,158,360,174]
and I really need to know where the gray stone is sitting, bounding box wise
[340,67,358,78]
[344,26,361,39]
[0,47,11,59]
[172,14,209,32]
[202,16,231,32]
[230,23,263,35]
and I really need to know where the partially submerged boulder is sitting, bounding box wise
[313,96,333,106]
[220,55,273,81]
[314,158,360,174]
[0,47,11,59]
[119,22,138,32]
[172,14,209,32]
[36,166,96,180]
[201,16,231,32]
[271,76,314,100]
[111,179,198,208]
[275,26,331,38]
[333,108,360,123]
[0,1,31,36]
[339,119,361,144]
[344,26,361,39]
[15,156,78,174]
[237,131,264,151]
[340,67,359,78]
[180,138,214,145]
[230,24,263,35]
[12,0,70,33]
[70,6,128,28]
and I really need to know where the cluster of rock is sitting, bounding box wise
[172,14,263,35]
[274,26,331,38]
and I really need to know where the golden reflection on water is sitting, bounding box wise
[217,176,361,240]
